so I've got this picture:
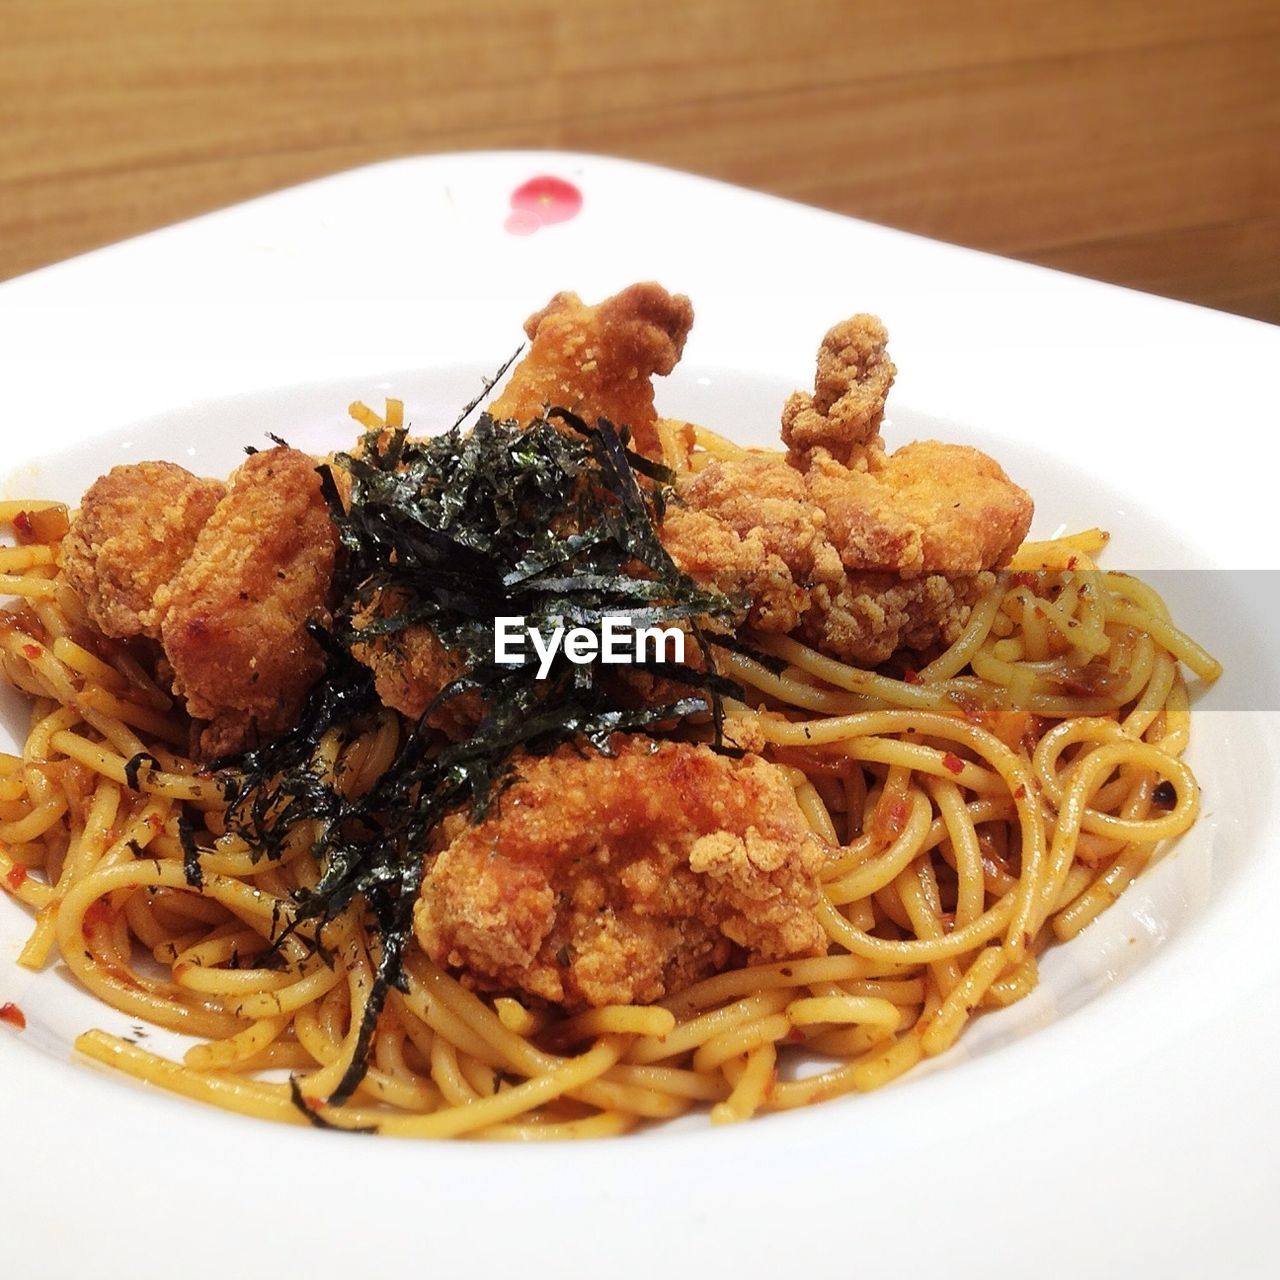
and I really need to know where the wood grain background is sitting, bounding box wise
[3,1,1278,321]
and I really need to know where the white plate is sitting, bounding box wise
[1,152,1278,1279]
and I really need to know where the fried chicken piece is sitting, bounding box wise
[665,310,1032,665]
[349,588,480,739]
[806,441,1033,575]
[801,570,994,666]
[350,285,698,724]
[661,455,827,635]
[488,282,695,460]
[62,462,226,640]
[669,448,1027,664]
[781,314,895,469]
[776,313,1031,571]
[415,738,830,1008]
[158,446,337,757]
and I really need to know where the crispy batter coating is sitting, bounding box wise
[667,446,1026,665]
[158,447,337,757]
[800,569,994,666]
[661,457,819,636]
[808,441,1033,575]
[781,315,895,468]
[62,462,226,640]
[353,283,698,721]
[415,738,830,1008]
[349,588,480,739]
[665,313,1032,665]
[488,283,695,460]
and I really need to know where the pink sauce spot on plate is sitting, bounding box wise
[504,208,542,236]
[506,176,583,234]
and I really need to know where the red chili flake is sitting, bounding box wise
[5,864,27,890]
[11,511,33,541]
[786,1028,807,1044]
[0,1002,25,1030]
[948,690,987,726]
[1067,556,1079,569]
[902,667,920,685]
[1013,784,1027,800]
[1010,571,1039,588]
[20,643,41,660]
[872,795,909,844]
[942,751,964,775]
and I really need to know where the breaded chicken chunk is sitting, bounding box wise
[663,449,1018,666]
[660,457,819,636]
[348,588,480,739]
[488,282,695,460]
[62,462,226,640]
[665,315,1033,665]
[807,442,1031,575]
[415,738,830,1008]
[349,283,699,722]
[158,446,337,756]
[781,314,896,469]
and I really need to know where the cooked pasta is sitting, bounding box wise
[0,447,1218,1137]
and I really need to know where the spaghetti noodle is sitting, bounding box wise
[0,413,1219,1137]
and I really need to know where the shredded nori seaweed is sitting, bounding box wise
[123,751,160,793]
[288,1075,378,1134]
[176,810,204,890]
[210,401,746,1104]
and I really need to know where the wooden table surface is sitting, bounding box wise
[4,1,1278,322]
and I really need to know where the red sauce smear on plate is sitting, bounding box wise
[505,176,583,235]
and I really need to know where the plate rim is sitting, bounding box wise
[1,149,1278,1280]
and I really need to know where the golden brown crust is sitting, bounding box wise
[669,447,1028,664]
[62,462,226,640]
[800,570,994,667]
[661,455,827,636]
[666,314,1032,665]
[415,738,829,1008]
[807,441,1033,576]
[159,447,337,757]
[781,314,895,468]
[349,588,481,739]
[488,283,694,460]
